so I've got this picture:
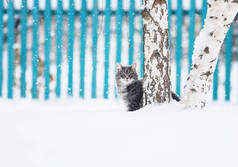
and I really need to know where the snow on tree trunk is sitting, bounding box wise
[142,0,171,106]
[181,0,238,109]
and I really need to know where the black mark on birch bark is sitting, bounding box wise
[201,101,205,108]
[154,32,157,42]
[204,47,209,54]
[224,23,232,28]
[153,0,165,7]
[190,88,197,92]
[201,87,204,92]
[201,71,213,78]
[142,9,151,21]
[210,58,216,63]
[194,64,199,69]
[232,0,238,3]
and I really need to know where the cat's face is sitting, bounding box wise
[116,63,138,86]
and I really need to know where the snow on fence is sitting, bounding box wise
[0,0,237,101]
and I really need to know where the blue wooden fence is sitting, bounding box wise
[0,0,236,101]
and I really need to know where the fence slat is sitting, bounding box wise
[188,0,195,72]
[168,0,172,49]
[115,0,123,98]
[140,0,143,78]
[175,0,183,96]
[44,0,51,99]
[201,0,207,27]
[213,59,219,100]
[225,26,233,101]
[80,0,87,98]
[103,0,111,99]
[20,0,27,98]
[55,0,63,97]
[0,0,3,96]
[116,0,123,64]
[128,0,135,65]
[67,0,74,96]
[32,0,39,98]
[91,0,98,98]
[7,0,14,98]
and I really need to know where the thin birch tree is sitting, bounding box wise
[181,0,238,109]
[142,0,171,106]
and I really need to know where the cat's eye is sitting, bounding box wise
[121,73,126,78]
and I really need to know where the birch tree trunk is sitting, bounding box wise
[142,0,171,106]
[181,0,238,109]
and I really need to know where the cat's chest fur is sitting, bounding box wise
[116,79,143,111]
[116,80,133,100]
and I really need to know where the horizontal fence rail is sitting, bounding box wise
[0,0,237,102]
[2,9,203,16]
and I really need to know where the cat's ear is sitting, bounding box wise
[132,62,137,71]
[116,63,122,71]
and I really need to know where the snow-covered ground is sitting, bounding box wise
[0,99,238,167]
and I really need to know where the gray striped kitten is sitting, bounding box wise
[116,63,180,111]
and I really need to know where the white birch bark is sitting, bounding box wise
[181,0,238,109]
[142,0,171,105]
